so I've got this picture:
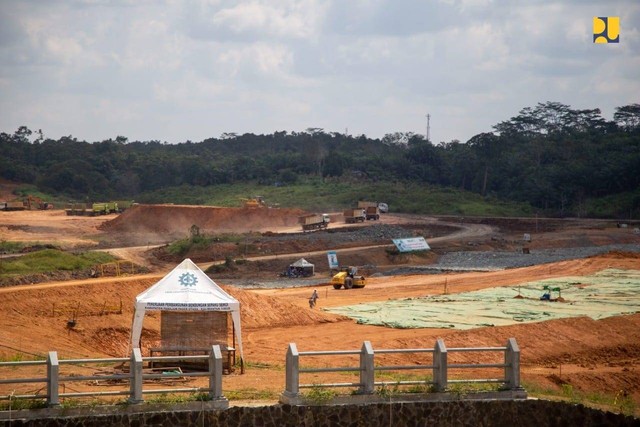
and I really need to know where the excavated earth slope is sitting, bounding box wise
[100,204,307,235]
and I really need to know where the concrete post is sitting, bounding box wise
[359,341,374,394]
[46,351,59,407]
[433,339,447,392]
[505,338,521,389]
[129,348,144,404]
[283,343,299,397]
[209,345,224,400]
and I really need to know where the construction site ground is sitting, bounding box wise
[1,203,640,414]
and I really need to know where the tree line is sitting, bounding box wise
[1,102,639,218]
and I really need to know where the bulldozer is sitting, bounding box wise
[331,266,366,290]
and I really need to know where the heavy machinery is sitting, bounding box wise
[242,196,266,208]
[24,195,53,210]
[299,213,330,231]
[2,201,26,211]
[91,202,118,215]
[331,266,366,289]
[66,202,88,216]
[364,206,380,220]
[343,208,365,223]
[113,200,135,212]
[66,201,124,216]
[358,200,386,216]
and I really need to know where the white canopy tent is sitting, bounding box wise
[130,258,243,362]
[290,258,315,276]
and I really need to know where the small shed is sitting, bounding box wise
[286,258,315,277]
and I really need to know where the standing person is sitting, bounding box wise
[309,289,319,308]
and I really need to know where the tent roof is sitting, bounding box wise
[291,258,314,267]
[136,258,238,311]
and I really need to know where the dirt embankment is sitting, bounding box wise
[0,280,347,358]
[100,204,307,237]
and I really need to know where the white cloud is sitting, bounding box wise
[0,0,638,144]
[212,2,315,38]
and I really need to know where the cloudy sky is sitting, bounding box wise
[1,0,638,144]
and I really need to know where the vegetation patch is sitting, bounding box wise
[206,257,238,274]
[137,178,533,217]
[0,249,116,277]
[523,381,638,417]
[0,240,25,254]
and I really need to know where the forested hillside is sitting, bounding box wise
[1,102,639,218]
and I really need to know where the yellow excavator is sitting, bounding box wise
[331,266,366,290]
[241,196,266,208]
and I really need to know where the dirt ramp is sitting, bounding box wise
[222,285,348,329]
[101,204,306,235]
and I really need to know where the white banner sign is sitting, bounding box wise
[327,251,339,269]
[392,237,431,253]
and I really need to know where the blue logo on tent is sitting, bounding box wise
[179,272,198,287]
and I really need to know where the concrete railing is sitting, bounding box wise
[1,340,525,408]
[0,345,227,408]
[281,338,525,405]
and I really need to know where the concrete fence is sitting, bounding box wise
[281,338,526,405]
[1,339,525,409]
[0,346,227,409]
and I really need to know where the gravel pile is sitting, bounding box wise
[263,224,414,245]
[383,243,640,276]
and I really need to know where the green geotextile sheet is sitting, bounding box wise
[325,269,640,329]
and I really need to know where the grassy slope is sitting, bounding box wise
[9,177,635,219]
[0,249,115,277]
[137,178,534,217]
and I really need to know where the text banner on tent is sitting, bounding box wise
[327,251,339,269]
[392,237,431,253]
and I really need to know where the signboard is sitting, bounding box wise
[392,237,431,253]
[327,251,339,269]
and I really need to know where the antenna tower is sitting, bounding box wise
[426,114,431,142]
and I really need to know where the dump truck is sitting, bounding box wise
[113,200,135,212]
[299,213,330,231]
[65,202,91,216]
[358,200,387,214]
[364,206,380,220]
[66,203,79,215]
[331,266,366,289]
[4,201,26,211]
[357,201,377,209]
[343,208,365,223]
